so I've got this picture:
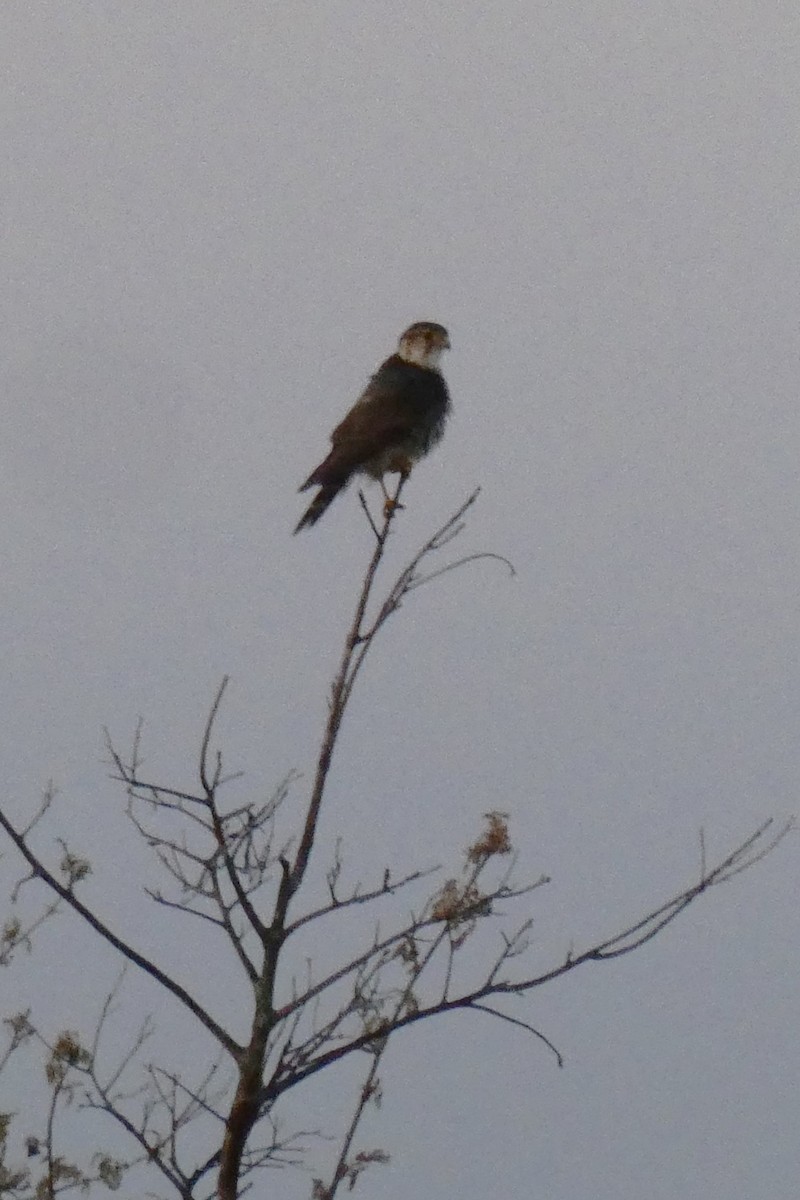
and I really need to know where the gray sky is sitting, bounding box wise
[2,2,799,1197]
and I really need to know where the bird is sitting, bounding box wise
[294,321,451,533]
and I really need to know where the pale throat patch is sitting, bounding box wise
[398,338,445,369]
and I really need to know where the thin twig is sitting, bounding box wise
[358,490,381,540]
[469,1002,564,1067]
[407,551,516,591]
[285,865,439,935]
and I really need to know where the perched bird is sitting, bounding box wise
[294,321,451,533]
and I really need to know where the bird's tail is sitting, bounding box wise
[293,482,345,533]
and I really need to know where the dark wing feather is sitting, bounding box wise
[295,356,450,533]
[301,356,449,489]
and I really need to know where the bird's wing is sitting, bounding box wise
[332,368,417,450]
[302,358,421,487]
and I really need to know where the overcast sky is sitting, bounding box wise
[2,2,799,1197]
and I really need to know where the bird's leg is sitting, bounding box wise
[382,457,413,517]
[381,482,402,518]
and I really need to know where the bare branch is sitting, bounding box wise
[0,801,242,1062]
[198,678,229,799]
[316,1051,386,1200]
[285,864,440,936]
[265,817,789,1100]
[469,1003,564,1068]
[196,681,270,947]
[284,476,409,911]
[406,550,516,592]
[357,489,381,541]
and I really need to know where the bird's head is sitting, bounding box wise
[397,322,451,370]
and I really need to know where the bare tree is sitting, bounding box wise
[0,484,791,1199]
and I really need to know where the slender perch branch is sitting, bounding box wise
[285,474,410,908]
